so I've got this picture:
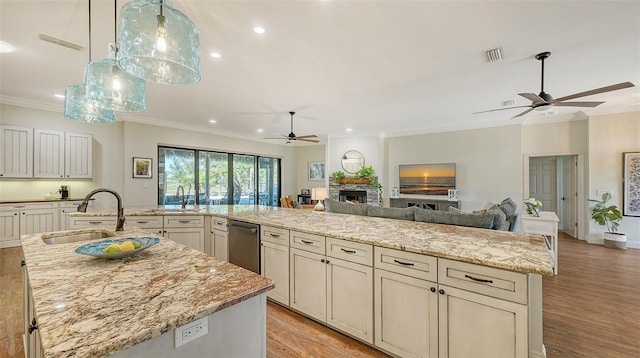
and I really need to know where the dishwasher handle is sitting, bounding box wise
[228,224,258,234]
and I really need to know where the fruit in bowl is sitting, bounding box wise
[103,240,141,254]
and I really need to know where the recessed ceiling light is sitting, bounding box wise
[257,129,264,133]
[211,52,221,58]
[0,41,16,53]
[346,128,353,132]
[54,94,65,99]
[253,27,266,34]
[209,119,217,124]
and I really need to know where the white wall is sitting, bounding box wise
[588,111,640,246]
[386,124,523,211]
[292,144,326,196]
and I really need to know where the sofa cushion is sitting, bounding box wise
[414,208,495,229]
[367,206,415,221]
[499,197,517,218]
[486,204,509,231]
[324,198,369,216]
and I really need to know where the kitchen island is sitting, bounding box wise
[21,226,274,358]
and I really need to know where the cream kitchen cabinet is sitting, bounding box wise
[210,216,229,261]
[374,247,439,358]
[289,232,374,344]
[163,215,205,252]
[0,125,33,178]
[68,216,118,230]
[260,225,290,305]
[64,132,92,179]
[127,215,164,235]
[59,200,91,231]
[22,256,42,358]
[0,202,59,248]
[33,129,64,178]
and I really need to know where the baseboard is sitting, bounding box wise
[585,234,639,249]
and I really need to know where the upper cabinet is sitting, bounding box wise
[1,125,92,179]
[0,125,34,178]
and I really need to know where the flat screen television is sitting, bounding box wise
[399,163,456,195]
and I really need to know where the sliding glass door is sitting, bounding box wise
[200,152,229,204]
[158,147,195,205]
[259,157,280,206]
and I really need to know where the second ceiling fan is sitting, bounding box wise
[474,51,635,118]
[263,111,319,143]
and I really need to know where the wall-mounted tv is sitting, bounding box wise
[399,163,456,195]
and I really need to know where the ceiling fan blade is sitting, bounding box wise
[473,105,532,114]
[261,137,287,140]
[552,82,635,102]
[511,108,535,119]
[518,93,546,105]
[295,134,318,139]
[553,101,604,108]
[296,138,320,143]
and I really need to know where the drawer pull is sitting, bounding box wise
[89,221,102,224]
[270,233,280,238]
[216,222,224,225]
[178,220,191,224]
[340,248,356,254]
[465,274,493,284]
[394,259,414,266]
[136,221,149,224]
[301,239,313,244]
[28,318,38,334]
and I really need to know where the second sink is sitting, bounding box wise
[42,230,114,245]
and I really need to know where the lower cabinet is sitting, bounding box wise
[162,216,205,252]
[22,257,42,358]
[1,202,59,248]
[261,240,290,305]
[210,217,228,261]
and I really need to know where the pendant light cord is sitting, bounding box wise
[114,0,117,43]
[88,0,92,61]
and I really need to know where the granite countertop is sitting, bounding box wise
[70,205,554,276]
[21,227,274,358]
[0,198,90,204]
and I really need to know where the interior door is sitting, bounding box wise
[562,156,578,237]
[529,157,557,213]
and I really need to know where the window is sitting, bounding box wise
[158,146,280,206]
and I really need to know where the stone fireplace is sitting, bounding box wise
[329,182,379,206]
[339,190,367,203]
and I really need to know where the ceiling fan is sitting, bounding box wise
[474,51,635,118]
[262,112,319,143]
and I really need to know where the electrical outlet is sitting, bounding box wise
[174,317,208,348]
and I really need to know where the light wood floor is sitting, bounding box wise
[2,233,639,358]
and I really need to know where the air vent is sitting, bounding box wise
[486,47,503,63]
[38,34,83,51]
[501,99,515,107]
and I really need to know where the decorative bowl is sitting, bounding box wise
[75,237,160,259]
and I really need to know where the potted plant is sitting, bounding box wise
[353,166,376,184]
[588,192,626,249]
[331,171,346,184]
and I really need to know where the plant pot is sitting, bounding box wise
[603,232,627,250]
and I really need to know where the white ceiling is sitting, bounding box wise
[1,0,639,144]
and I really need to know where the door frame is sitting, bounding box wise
[523,152,584,240]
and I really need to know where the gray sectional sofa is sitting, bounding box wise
[324,197,519,232]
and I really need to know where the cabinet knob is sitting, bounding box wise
[28,318,38,334]
[321,259,325,263]
[326,260,330,264]
[438,289,445,295]
[430,287,436,293]
[21,259,26,267]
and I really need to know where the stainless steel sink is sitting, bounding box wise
[42,230,114,245]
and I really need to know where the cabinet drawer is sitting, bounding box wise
[438,258,528,304]
[68,217,117,229]
[128,216,163,229]
[374,247,437,281]
[211,217,228,232]
[261,225,289,245]
[164,215,204,228]
[326,237,372,266]
[1,202,58,210]
[290,230,325,254]
[521,219,555,236]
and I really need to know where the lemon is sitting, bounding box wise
[120,241,136,252]
[132,240,142,249]
[103,243,121,254]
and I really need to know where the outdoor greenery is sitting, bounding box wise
[588,192,623,233]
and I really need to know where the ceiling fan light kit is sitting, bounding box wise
[263,111,319,144]
[474,51,635,119]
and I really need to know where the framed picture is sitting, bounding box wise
[301,189,310,195]
[623,152,640,217]
[133,157,153,178]
[309,162,325,181]
[447,189,458,201]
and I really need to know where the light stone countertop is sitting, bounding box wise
[21,227,274,358]
[70,204,554,276]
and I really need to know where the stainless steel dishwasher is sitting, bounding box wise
[228,220,260,274]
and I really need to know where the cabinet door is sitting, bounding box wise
[327,257,373,343]
[64,132,92,178]
[164,228,205,252]
[261,241,289,306]
[438,285,528,358]
[0,125,33,178]
[374,269,438,358]
[33,129,64,178]
[20,209,59,235]
[211,229,229,261]
[289,248,326,321]
[0,210,20,248]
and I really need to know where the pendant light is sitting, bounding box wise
[84,0,147,112]
[64,0,115,124]
[118,0,201,85]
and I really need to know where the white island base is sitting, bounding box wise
[114,294,266,358]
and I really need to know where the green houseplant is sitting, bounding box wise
[588,192,626,249]
[331,171,346,183]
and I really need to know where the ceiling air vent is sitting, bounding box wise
[486,47,503,63]
[38,34,83,51]
[501,99,515,107]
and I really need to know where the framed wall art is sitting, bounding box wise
[623,152,640,216]
[309,162,325,181]
[133,157,153,179]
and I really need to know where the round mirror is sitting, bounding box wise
[341,150,365,174]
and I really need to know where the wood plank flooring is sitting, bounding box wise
[2,233,639,358]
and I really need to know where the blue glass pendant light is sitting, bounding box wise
[64,0,115,124]
[118,0,201,85]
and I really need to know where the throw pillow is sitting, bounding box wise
[499,197,517,218]
[324,198,369,216]
[367,206,415,221]
[486,204,508,230]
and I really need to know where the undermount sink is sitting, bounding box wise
[42,230,115,245]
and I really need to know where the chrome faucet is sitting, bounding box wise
[78,188,125,231]
[176,185,187,209]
